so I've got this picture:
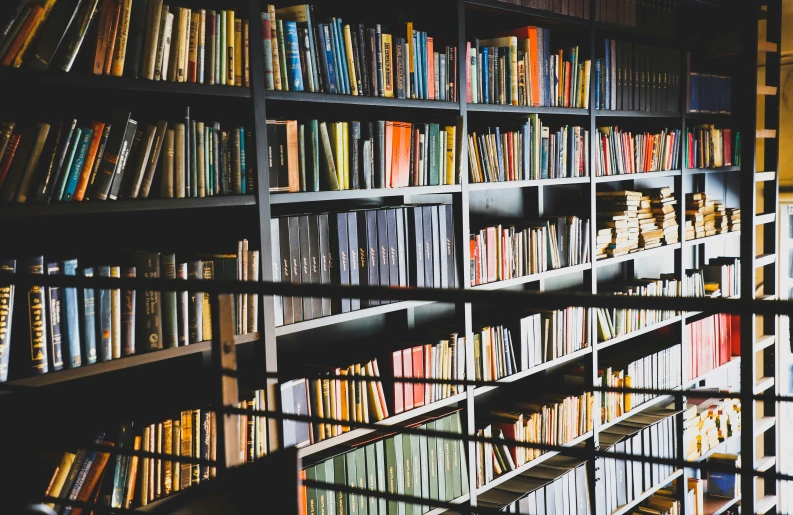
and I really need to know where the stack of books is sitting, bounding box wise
[467,31,591,108]
[595,126,680,177]
[300,411,469,515]
[0,1,250,85]
[262,5,458,101]
[594,276,680,341]
[596,190,641,258]
[469,216,589,285]
[0,242,256,382]
[686,313,737,380]
[683,396,741,461]
[650,187,680,245]
[0,110,251,205]
[467,116,589,183]
[476,391,593,486]
[267,118,459,193]
[726,208,740,232]
[684,125,739,169]
[272,205,457,326]
[686,193,728,238]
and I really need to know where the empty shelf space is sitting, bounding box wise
[754,376,775,394]
[757,85,778,95]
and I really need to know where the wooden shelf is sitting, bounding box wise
[270,185,461,204]
[466,103,589,115]
[0,195,256,219]
[609,469,684,515]
[758,40,779,53]
[594,169,681,182]
[684,166,741,175]
[464,0,590,25]
[275,301,435,336]
[757,85,778,95]
[596,243,681,267]
[468,176,590,190]
[703,495,740,515]
[684,231,740,247]
[597,316,682,351]
[263,90,459,110]
[474,347,592,396]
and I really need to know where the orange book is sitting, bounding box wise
[384,121,394,187]
[74,122,106,201]
[1,6,43,67]
[11,0,54,68]
[93,0,116,75]
[389,121,402,188]
[104,1,123,75]
[71,442,115,515]
[286,120,299,192]
[398,123,411,187]
[564,61,572,107]
[505,26,540,106]
[299,469,307,515]
[426,37,434,100]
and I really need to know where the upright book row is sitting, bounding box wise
[0,1,250,86]
[595,275,680,341]
[0,241,257,383]
[271,205,457,327]
[262,4,458,101]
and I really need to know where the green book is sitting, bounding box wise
[191,120,198,197]
[428,123,440,186]
[427,420,438,501]
[324,459,336,515]
[315,463,327,515]
[435,417,446,501]
[161,253,178,348]
[366,444,379,515]
[442,418,454,501]
[345,452,358,515]
[310,119,320,192]
[419,431,430,513]
[394,433,406,515]
[333,454,346,515]
[354,447,367,515]
[402,433,413,515]
[305,467,318,515]
[298,123,307,192]
[375,440,387,515]
[410,433,422,513]
[385,436,399,515]
[451,412,469,496]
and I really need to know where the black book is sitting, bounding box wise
[26,0,83,71]
[95,266,111,362]
[356,24,369,96]
[137,252,163,351]
[25,257,48,375]
[187,260,203,343]
[633,42,640,110]
[421,206,434,288]
[346,212,360,311]
[126,0,150,78]
[623,42,632,110]
[308,215,323,318]
[108,120,139,200]
[394,208,407,289]
[353,210,371,308]
[45,262,64,372]
[375,120,385,188]
[406,206,424,288]
[442,204,457,288]
[386,209,400,291]
[364,209,380,307]
[276,122,289,192]
[350,27,364,96]
[37,118,77,203]
[176,262,189,346]
[317,213,332,317]
[350,121,361,190]
[89,110,132,200]
[331,212,351,314]
[277,217,294,325]
[288,216,303,323]
[121,266,136,356]
[266,120,280,191]
[0,125,37,202]
[29,121,64,203]
[376,209,390,304]
[437,207,449,289]
[615,40,622,111]
[270,220,283,327]
[298,215,314,321]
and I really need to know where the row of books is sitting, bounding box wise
[684,126,740,170]
[687,72,732,115]
[267,119,459,193]
[0,242,256,382]
[271,205,457,326]
[594,276,680,341]
[469,216,590,285]
[0,1,250,86]
[596,409,679,515]
[595,40,681,112]
[683,396,740,461]
[594,126,681,177]
[300,411,469,515]
[687,257,740,298]
[686,313,737,381]
[468,34,591,108]
[263,5,458,102]
[477,455,591,514]
[476,391,593,486]
[597,343,682,424]
[685,194,739,240]
[595,0,677,35]
[516,307,590,370]
[0,113,251,205]
[467,118,590,183]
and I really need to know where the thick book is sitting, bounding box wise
[137,252,163,351]
[88,110,132,200]
[0,259,15,382]
[95,266,112,362]
[25,256,49,375]
[331,212,351,314]
[45,262,64,372]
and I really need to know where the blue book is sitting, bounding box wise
[482,47,489,104]
[284,21,304,92]
[54,127,82,202]
[62,127,93,201]
[95,266,111,362]
[62,433,106,515]
[81,268,97,365]
[412,30,420,99]
[315,23,332,93]
[421,32,428,99]
[439,53,447,101]
[240,127,246,193]
[110,422,134,508]
[541,128,549,179]
[595,59,601,109]
[494,127,504,181]
[335,18,350,95]
[328,19,343,94]
[45,262,64,372]
[62,259,82,369]
[320,24,338,94]
[604,39,611,110]
[689,72,700,113]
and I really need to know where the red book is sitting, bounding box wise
[0,133,21,190]
[392,350,403,414]
[465,42,471,103]
[412,346,424,408]
[426,37,434,100]
[730,314,741,356]
[507,134,514,181]
[389,121,402,188]
[723,129,732,166]
[402,348,414,411]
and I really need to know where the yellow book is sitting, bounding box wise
[339,368,349,432]
[445,126,456,185]
[175,8,190,82]
[342,121,350,190]
[343,24,358,96]
[234,18,242,86]
[268,5,281,90]
[44,452,76,508]
[226,10,235,85]
[365,361,385,422]
[332,121,343,189]
[406,21,414,98]
[382,33,394,98]
[624,375,632,411]
[110,0,133,76]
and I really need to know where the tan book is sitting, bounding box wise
[123,436,142,508]
[110,0,132,76]
[93,0,116,75]
[174,123,185,197]
[163,420,173,496]
[143,0,163,79]
[268,4,281,90]
[198,9,206,83]
[179,8,191,82]
[153,6,171,80]
[596,190,641,197]
[103,0,122,75]
[243,19,250,87]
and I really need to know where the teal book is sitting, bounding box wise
[53,127,82,202]
[161,254,178,349]
[298,124,306,192]
[366,444,378,515]
[95,266,112,362]
[55,433,105,514]
[81,268,97,365]
[375,439,387,515]
[110,421,134,508]
[284,21,304,91]
[451,412,468,496]
[309,119,320,192]
[62,127,93,201]
[428,123,440,186]
[191,120,198,198]
[61,259,81,368]
[240,125,247,193]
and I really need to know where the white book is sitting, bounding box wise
[153,6,170,80]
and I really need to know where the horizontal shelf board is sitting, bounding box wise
[595,170,681,182]
[264,90,460,110]
[597,316,682,351]
[755,416,775,435]
[596,243,681,267]
[296,392,467,459]
[468,176,590,190]
[755,455,776,472]
[599,392,678,432]
[473,431,593,495]
[474,347,593,396]
[754,253,777,268]
[704,495,740,515]
[275,301,435,336]
[5,332,259,388]
[691,432,740,463]
[755,171,777,182]
[756,495,777,515]
[757,85,778,95]
[0,69,252,98]
[755,334,776,352]
[755,213,776,225]
[683,295,740,321]
[754,376,775,394]
[0,196,256,218]
[609,469,684,515]
[595,110,681,118]
[756,129,777,139]
[466,103,588,115]
[270,185,461,203]
[469,263,591,290]
[683,231,741,247]
[684,166,741,175]
[424,493,470,515]
[464,0,590,25]
[758,40,779,52]
[686,357,740,388]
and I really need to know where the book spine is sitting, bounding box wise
[261,12,274,89]
[187,261,203,343]
[46,262,64,372]
[0,259,15,382]
[58,0,100,72]
[161,254,178,349]
[176,263,188,346]
[375,25,384,97]
[14,123,51,203]
[110,0,132,76]
[284,21,303,91]
[226,10,235,86]
[118,266,136,357]
[25,257,49,375]
[138,252,163,351]
[80,268,97,365]
[62,127,92,201]
[95,266,112,362]
[109,266,121,359]
[27,0,81,71]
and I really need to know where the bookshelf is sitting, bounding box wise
[0,0,782,513]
